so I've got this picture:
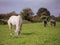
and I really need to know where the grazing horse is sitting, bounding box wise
[8,15,22,36]
[43,19,47,27]
[50,19,56,27]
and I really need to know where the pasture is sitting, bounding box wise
[0,22,60,45]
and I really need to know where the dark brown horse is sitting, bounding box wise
[43,19,47,27]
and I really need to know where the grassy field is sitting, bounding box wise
[0,22,60,45]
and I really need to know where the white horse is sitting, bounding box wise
[8,15,22,36]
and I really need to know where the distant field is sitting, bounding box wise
[0,22,60,45]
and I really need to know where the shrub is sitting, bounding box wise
[0,19,7,25]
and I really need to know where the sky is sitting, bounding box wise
[0,0,60,16]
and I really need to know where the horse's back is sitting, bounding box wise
[8,15,22,25]
[50,19,55,23]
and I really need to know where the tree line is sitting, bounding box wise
[0,7,60,24]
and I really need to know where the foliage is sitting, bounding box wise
[0,11,17,19]
[23,20,31,24]
[20,8,34,20]
[1,7,60,22]
[0,19,7,25]
[7,11,17,15]
[0,14,7,19]
[37,8,50,17]
[31,15,41,22]
[56,15,60,22]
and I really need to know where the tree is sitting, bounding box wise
[37,8,50,17]
[50,15,56,19]
[20,8,34,20]
[7,11,16,15]
[36,7,50,21]
[56,14,60,22]
[6,11,17,19]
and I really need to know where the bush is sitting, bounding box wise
[0,19,7,25]
[23,20,31,24]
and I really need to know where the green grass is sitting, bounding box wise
[0,22,60,45]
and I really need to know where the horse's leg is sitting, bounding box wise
[18,23,22,35]
[51,22,52,27]
[15,23,22,36]
[15,25,20,36]
[54,22,56,27]
[8,21,12,35]
[20,23,22,31]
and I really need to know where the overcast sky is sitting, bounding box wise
[0,0,60,16]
